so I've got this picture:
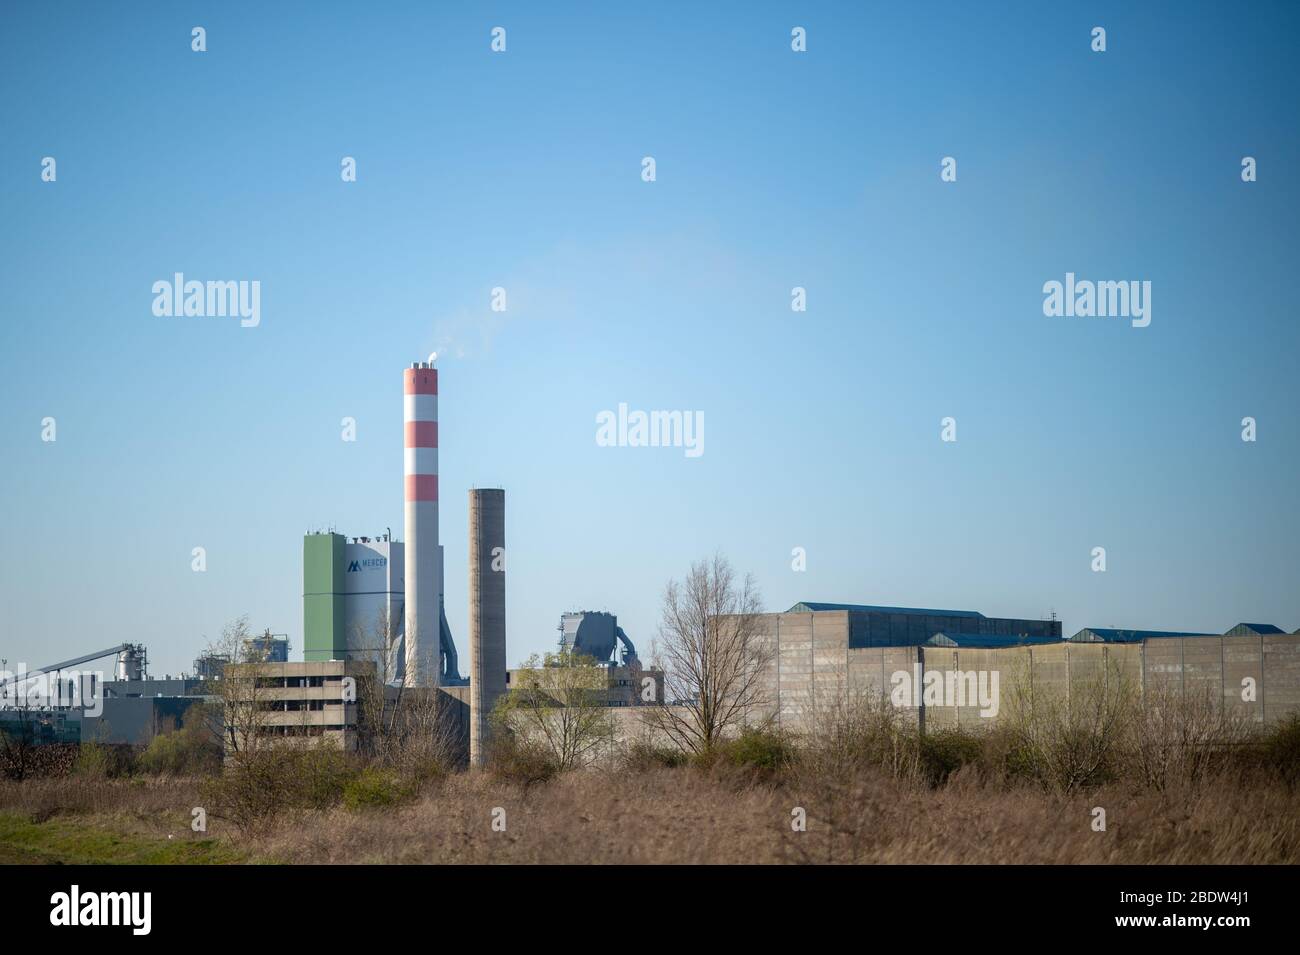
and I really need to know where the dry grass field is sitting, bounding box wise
[1,759,1297,865]
[4,685,1299,865]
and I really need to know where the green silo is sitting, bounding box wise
[303,532,347,661]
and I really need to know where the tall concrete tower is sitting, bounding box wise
[468,488,506,766]
[403,360,442,687]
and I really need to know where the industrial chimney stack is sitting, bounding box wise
[403,361,442,687]
[468,488,506,767]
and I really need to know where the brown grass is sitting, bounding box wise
[3,765,1295,864]
[330,771,1299,864]
[3,700,1297,864]
[0,775,204,822]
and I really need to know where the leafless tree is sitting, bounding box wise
[642,554,771,756]
[0,694,40,781]
[494,650,614,771]
[1000,654,1136,793]
[203,615,274,756]
[801,679,920,782]
[352,607,400,754]
[352,608,460,772]
[1123,681,1254,790]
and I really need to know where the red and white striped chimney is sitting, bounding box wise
[403,360,441,687]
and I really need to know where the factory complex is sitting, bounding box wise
[3,359,1299,758]
[748,607,1300,733]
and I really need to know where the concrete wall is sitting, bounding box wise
[752,612,1300,735]
[754,612,923,730]
[1142,633,1300,724]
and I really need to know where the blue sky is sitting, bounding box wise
[1,1,1297,677]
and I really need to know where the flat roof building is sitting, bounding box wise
[223,660,371,753]
[784,601,1061,648]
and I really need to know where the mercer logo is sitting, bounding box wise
[50,885,151,935]
[347,557,387,573]
[348,561,360,572]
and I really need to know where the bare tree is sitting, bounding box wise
[802,679,920,782]
[643,554,771,756]
[1123,682,1254,790]
[352,608,460,772]
[352,606,401,759]
[203,615,273,757]
[0,694,40,781]
[1000,654,1136,793]
[494,650,614,771]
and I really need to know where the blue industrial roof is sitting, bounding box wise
[788,602,984,619]
[926,632,1064,649]
[1231,623,1285,635]
[1070,628,1214,643]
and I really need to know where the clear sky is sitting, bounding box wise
[1,1,1297,677]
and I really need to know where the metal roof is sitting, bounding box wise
[926,632,1064,649]
[1229,623,1285,635]
[1070,628,1214,643]
[788,602,984,618]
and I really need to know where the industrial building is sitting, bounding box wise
[403,360,443,688]
[504,663,664,709]
[1069,627,1215,643]
[8,352,1297,770]
[302,531,461,682]
[468,488,506,767]
[274,358,668,759]
[746,605,1300,733]
[265,361,502,762]
[557,611,640,666]
[785,602,1061,647]
[298,359,465,689]
[0,643,216,747]
[222,659,367,752]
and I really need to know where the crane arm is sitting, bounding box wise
[0,644,133,690]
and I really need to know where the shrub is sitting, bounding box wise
[716,727,793,777]
[488,733,559,786]
[1255,714,1300,785]
[71,742,137,779]
[137,724,222,776]
[918,729,984,787]
[342,768,413,811]
[295,745,359,810]
[200,750,288,833]
[71,742,112,780]
[621,739,688,772]
[799,691,922,782]
[999,665,1135,793]
[1120,684,1254,790]
[976,724,1038,786]
[199,743,360,833]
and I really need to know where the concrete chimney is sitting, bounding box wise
[468,488,506,767]
[403,361,442,687]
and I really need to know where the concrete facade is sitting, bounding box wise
[748,610,1300,734]
[82,696,204,745]
[468,488,506,767]
[223,660,479,759]
[225,660,369,753]
[505,664,665,708]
